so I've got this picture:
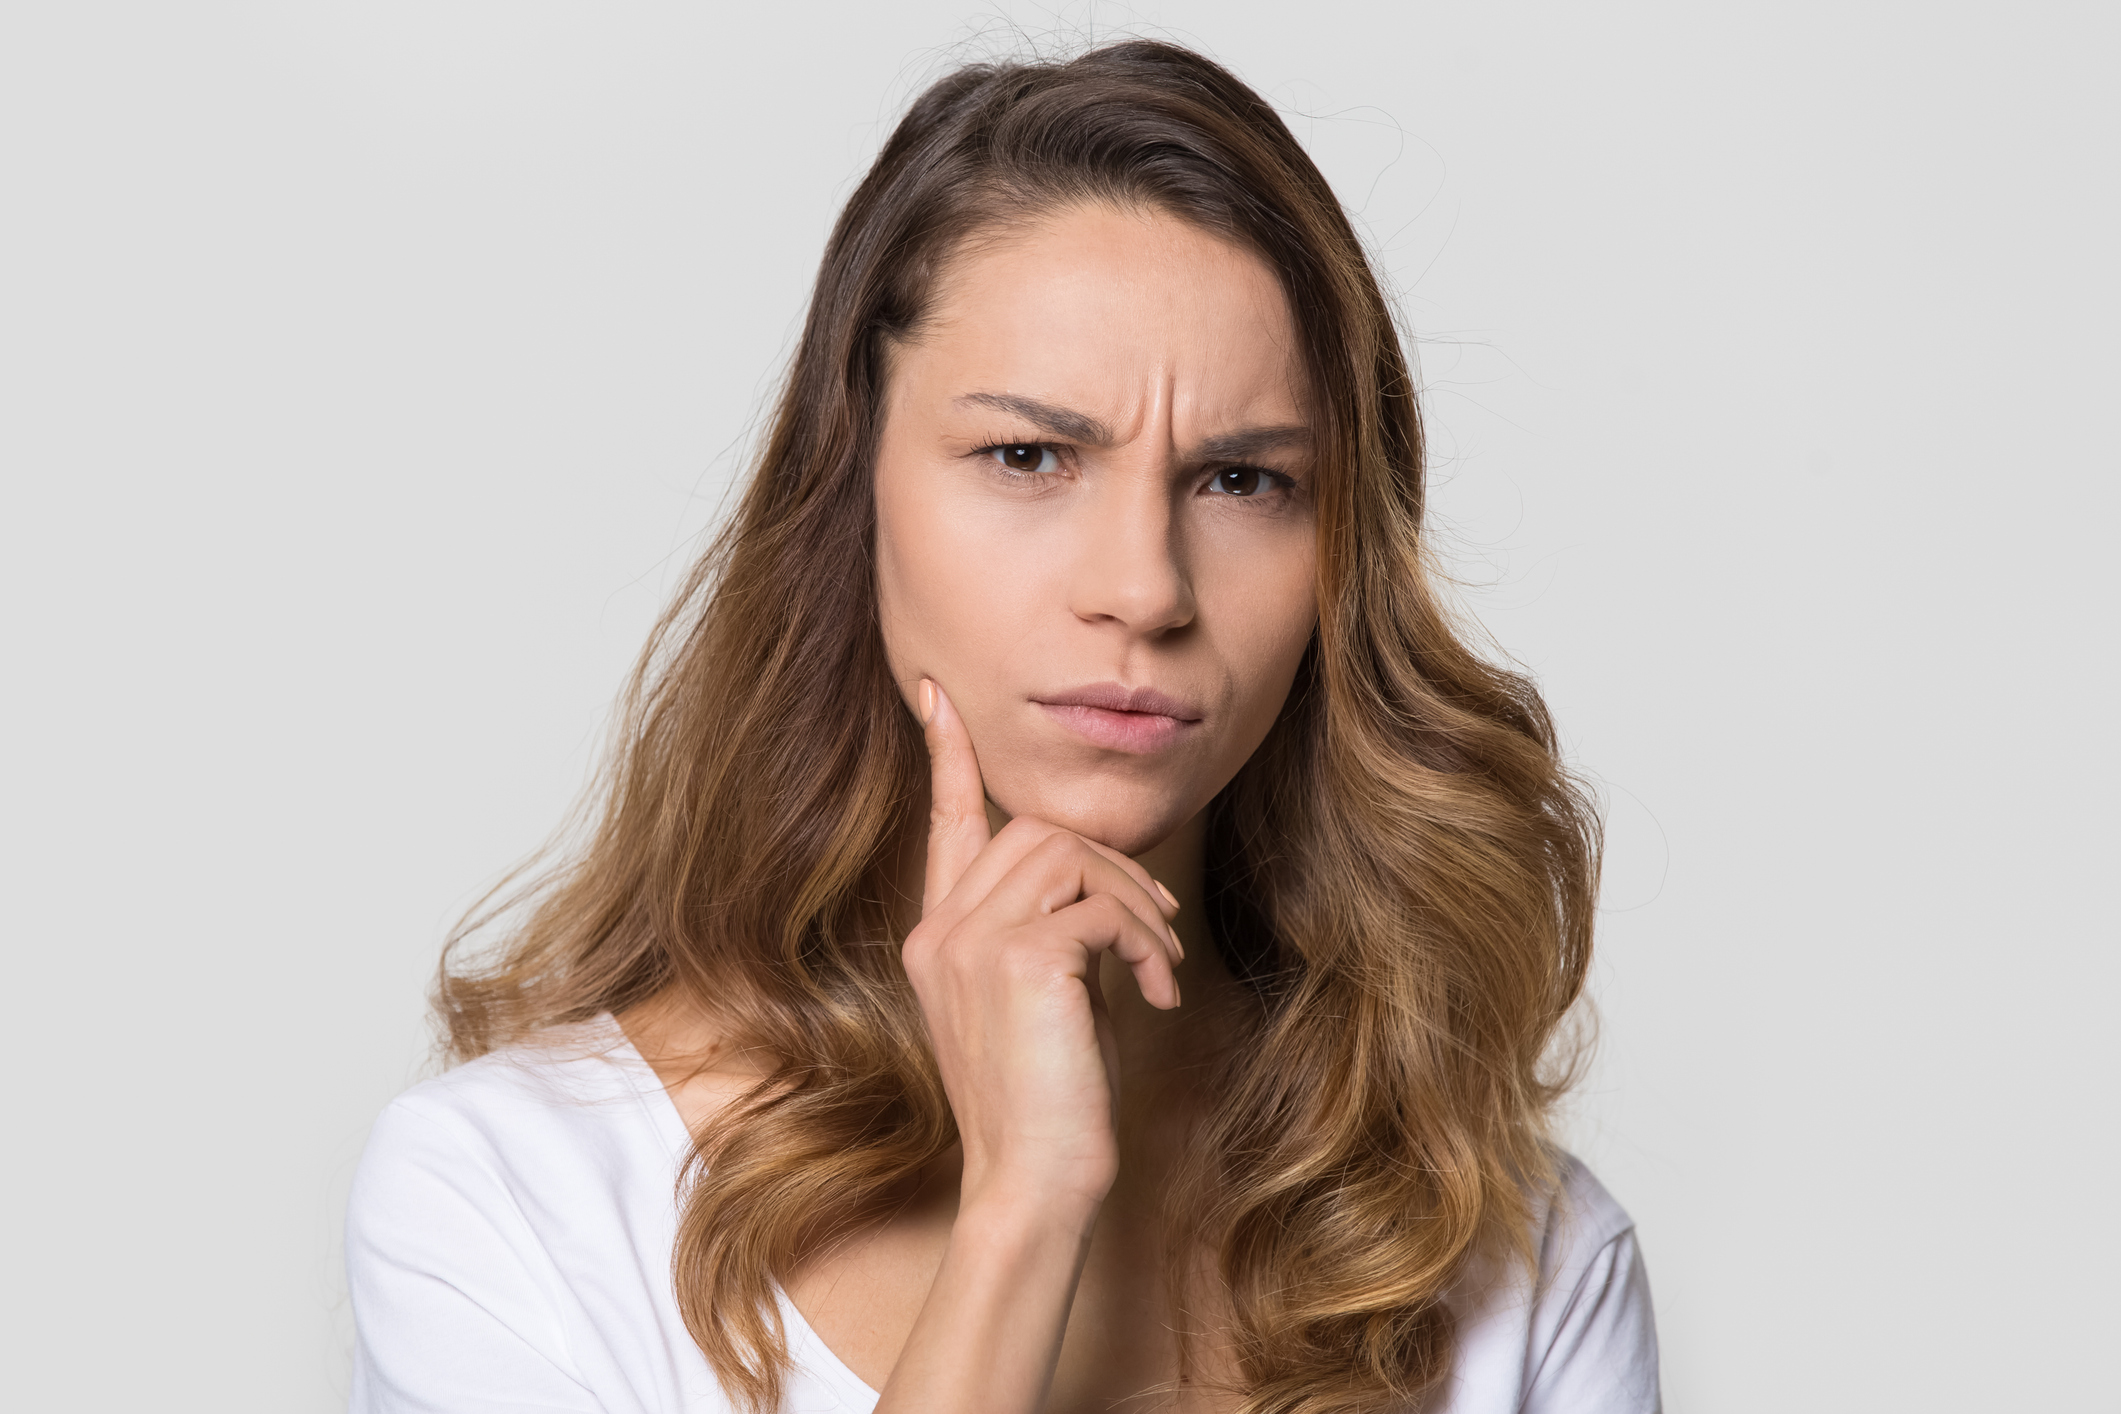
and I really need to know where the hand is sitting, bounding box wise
[901,678,1184,1212]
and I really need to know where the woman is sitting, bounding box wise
[346,39,1659,1414]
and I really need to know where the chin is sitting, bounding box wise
[992,777,1199,858]
[1073,816,1183,859]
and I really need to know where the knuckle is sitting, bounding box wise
[1082,891,1129,927]
[1029,830,1090,869]
[905,914,963,958]
[1011,814,1067,843]
[1024,831,1067,862]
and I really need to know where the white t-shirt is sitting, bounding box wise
[346,1019,1660,1413]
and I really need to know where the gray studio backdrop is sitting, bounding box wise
[4,2,2114,1410]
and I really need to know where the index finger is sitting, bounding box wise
[918,679,991,916]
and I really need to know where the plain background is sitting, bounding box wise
[3,2,2115,1409]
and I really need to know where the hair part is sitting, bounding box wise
[437,38,1599,1414]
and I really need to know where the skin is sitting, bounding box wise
[624,202,1319,1413]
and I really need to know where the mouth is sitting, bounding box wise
[1031,682,1204,754]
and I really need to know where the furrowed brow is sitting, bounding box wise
[955,392,1113,446]
[1194,425,1313,463]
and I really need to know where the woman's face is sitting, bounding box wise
[874,203,1318,857]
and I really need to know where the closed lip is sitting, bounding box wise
[1031,682,1203,721]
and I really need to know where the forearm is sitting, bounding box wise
[873,1188,1100,1414]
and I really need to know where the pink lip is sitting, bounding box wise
[1032,682,1203,754]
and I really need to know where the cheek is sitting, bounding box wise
[873,478,940,676]
[1207,532,1318,731]
[873,459,1017,679]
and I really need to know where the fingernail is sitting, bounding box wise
[917,679,937,725]
[1154,879,1179,912]
[1173,978,1183,1008]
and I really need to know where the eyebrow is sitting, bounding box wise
[956,392,1112,445]
[1195,425,1313,463]
[954,391,1312,463]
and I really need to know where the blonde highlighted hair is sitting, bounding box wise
[439,39,1599,1414]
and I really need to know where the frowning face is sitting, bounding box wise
[874,202,1319,858]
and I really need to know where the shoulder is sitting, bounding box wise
[344,1021,704,1413]
[1435,1152,1662,1414]
[351,1020,684,1226]
[1534,1152,1639,1281]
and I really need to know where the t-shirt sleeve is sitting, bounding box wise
[1520,1222,1662,1414]
[345,1097,604,1414]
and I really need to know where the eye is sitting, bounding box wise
[988,444,1058,475]
[1209,467,1274,497]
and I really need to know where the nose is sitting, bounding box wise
[1066,467,1195,638]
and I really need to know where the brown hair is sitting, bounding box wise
[439,39,1599,1414]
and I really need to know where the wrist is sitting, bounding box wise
[958,1152,1113,1223]
[952,1176,1103,1253]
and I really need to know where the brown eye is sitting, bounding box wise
[990,444,1055,474]
[1212,467,1268,496]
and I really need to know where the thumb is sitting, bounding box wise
[918,679,991,917]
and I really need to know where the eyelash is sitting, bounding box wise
[969,440,1299,500]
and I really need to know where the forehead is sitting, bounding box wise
[899,203,1309,432]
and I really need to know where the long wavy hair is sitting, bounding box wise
[438,39,1599,1414]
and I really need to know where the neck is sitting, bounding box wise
[1099,809,1239,1084]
